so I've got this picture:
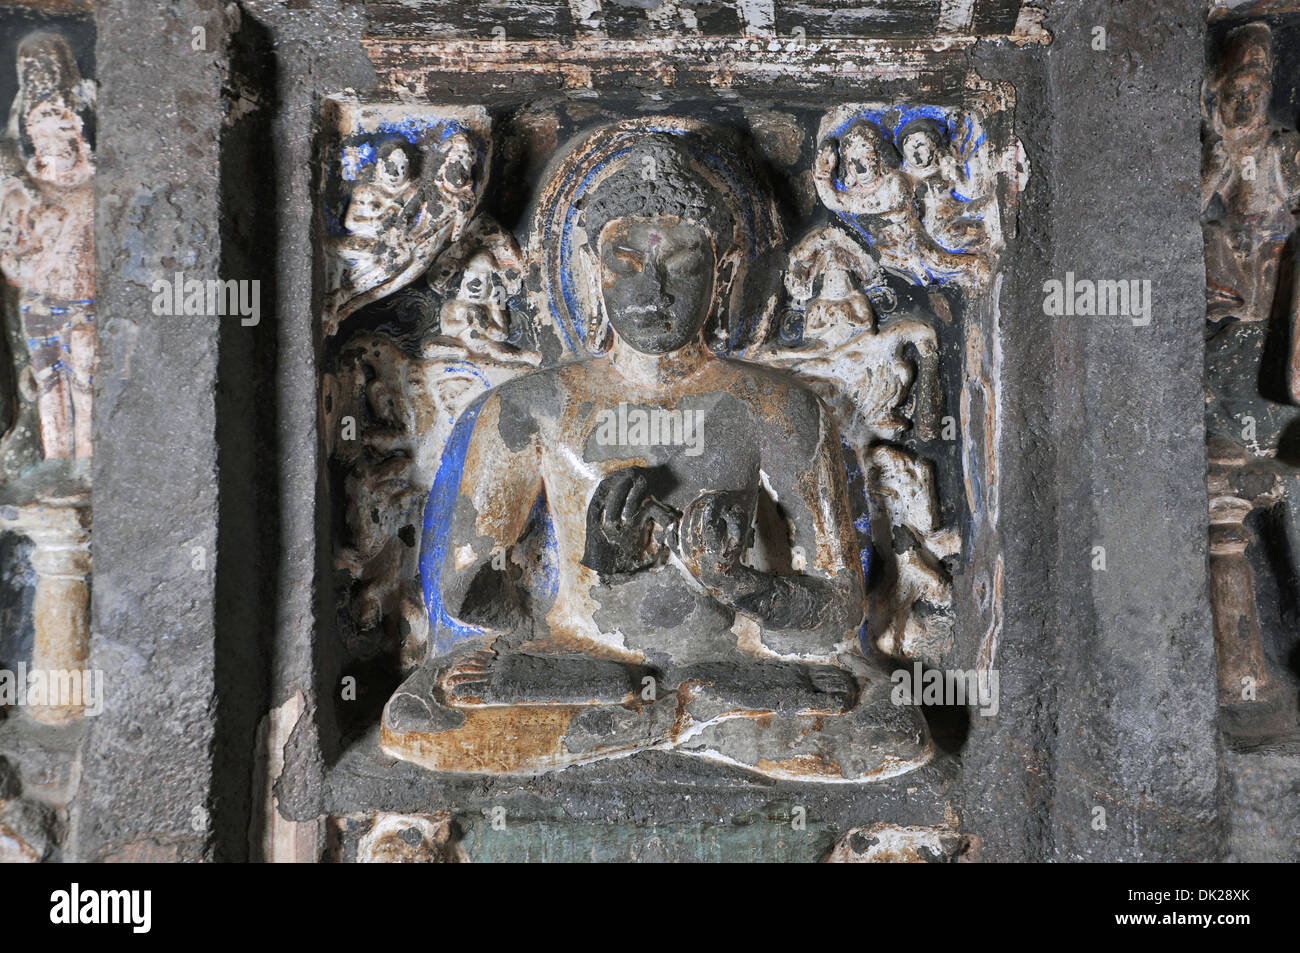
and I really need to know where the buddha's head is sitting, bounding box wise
[578,135,736,354]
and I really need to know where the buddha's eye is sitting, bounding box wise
[608,247,642,273]
[665,248,707,273]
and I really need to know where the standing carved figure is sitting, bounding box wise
[1202,22,1300,326]
[0,32,95,728]
[0,33,95,460]
[764,226,957,665]
[1201,21,1300,719]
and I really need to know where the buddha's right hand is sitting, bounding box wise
[581,466,679,576]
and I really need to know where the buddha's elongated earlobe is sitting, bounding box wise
[709,244,744,349]
[577,240,613,354]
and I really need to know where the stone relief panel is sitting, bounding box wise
[319,93,1019,784]
[0,29,94,731]
[1202,17,1300,739]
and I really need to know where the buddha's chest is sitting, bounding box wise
[539,395,763,515]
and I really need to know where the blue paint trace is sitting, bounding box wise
[420,394,560,655]
[421,392,490,656]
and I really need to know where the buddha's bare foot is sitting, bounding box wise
[382,661,467,736]
[671,657,932,783]
[671,659,857,721]
[441,648,658,707]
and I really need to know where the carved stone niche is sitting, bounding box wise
[1202,16,1300,740]
[0,29,96,729]
[317,40,1021,791]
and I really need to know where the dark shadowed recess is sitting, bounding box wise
[213,12,278,862]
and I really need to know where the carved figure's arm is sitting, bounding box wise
[439,389,543,641]
[677,392,865,654]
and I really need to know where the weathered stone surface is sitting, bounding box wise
[80,0,234,863]
[1224,744,1300,862]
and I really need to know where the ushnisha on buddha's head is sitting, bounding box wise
[577,134,737,355]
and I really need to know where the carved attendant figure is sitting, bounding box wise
[1202,22,1300,325]
[815,118,989,288]
[326,129,484,337]
[896,116,989,253]
[0,33,94,460]
[766,226,957,665]
[382,131,931,780]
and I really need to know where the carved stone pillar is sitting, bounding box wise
[0,474,91,725]
[1207,438,1282,708]
[1208,495,1268,705]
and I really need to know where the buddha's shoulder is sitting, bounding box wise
[713,355,824,401]
[711,356,826,434]
[487,365,567,415]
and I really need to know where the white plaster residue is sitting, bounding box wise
[252,691,319,863]
[936,0,976,34]
[569,0,604,31]
[825,817,975,862]
[738,0,776,36]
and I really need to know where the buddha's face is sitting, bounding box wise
[598,215,715,354]
[1220,72,1267,131]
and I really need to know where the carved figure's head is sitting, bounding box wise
[897,117,947,173]
[579,135,736,354]
[1215,23,1272,133]
[15,33,92,188]
[343,185,387,240]
[25,100,91,187]
[374,141,411,194]
[457,251,495,304]
[436,132,476,198]
[837,119,891,187]
[803,266,874,344]
[442,251,508,341]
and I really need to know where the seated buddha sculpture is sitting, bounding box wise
[381,130,932,782]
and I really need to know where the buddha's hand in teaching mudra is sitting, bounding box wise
[676,489,752,597]
[581,466,682,577]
